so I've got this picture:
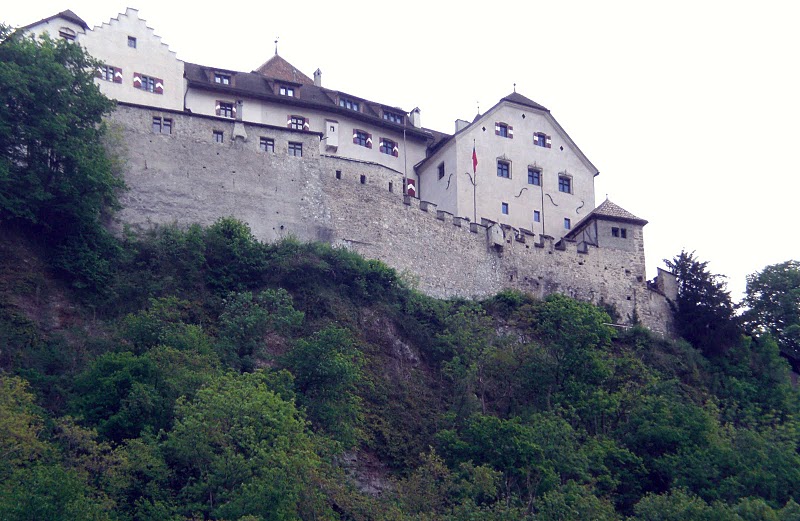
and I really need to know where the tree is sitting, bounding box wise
[664,250,739,355]
[743,260,800,361]
[0,27,124,289]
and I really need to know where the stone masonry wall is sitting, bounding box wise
[110,104,673,334]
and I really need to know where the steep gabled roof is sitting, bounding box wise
[23,9,89,31]
[184,62,432,141]
[500,91,549,112]
[565,199,648,239]
[253,54,314,85]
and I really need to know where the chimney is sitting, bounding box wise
[410,107,421,128]
[314,68,322,87]
[455,119,470,132]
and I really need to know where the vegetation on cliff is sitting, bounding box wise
[2,27,800,520]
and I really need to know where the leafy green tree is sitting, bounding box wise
[743,260,800,361]
[282,326,364,447]
[0,375,48,473]
[665,250,740,355]
[217,289,304,370]
[0,26,124,289]
[165,371,330,520]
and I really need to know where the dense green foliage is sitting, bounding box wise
[2,218,799,520]
[744,260,800,361]
[0,26,123,291]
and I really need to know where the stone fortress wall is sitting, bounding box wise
[111,104,674,334]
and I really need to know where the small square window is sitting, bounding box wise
[564,218,571,230]
[259,137,274,153]
[533,210,541,222]
[501,202,509,215]
[99,65,115,82]
[152,117,172,134]
[612,227,620,237]
[558,175,572,193]
[128,36,137,48]
[288,142,303,157]
[497,160,510,179]
[213,130,224,143]
[214,73,231,85]
[380,138,397,156]
[280,85,295,97]
[534,133,550,147]
[438,162,445,180]
[289,116,305,130]
[138,75,157,93]
[528,168,541,186]
[354,130,368,147]
[218,101,234,118]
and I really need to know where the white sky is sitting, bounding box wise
[8,1,799,301]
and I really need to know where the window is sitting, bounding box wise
[534,132,551,148]
[495,122,514,138]
[99,65,116,82]
[497,160,510,179]
[152,117,172,134]
[214,73,231,85]
[501,202,509,215]
[213,130,224,143]
[612,227,628,238]
[59,27,76,41]
[339,98,359,111]
[279,85,295,97]
[533,210,541,222]
[128,36,137,48]
[380,138,398,156]
[289,116,306,130]
[528,168,541,186]
[564,218,571,230]
[134,73,163,94]
[217,101,234,118]
[354,130,368,147]
[288,142,303,157]
[438,162,445,179]
[360,175,366,184]
[558,175,572,193]
[260,137,274,153]
[383,110,404,124]
[336,170,342,179]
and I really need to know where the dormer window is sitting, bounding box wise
[279,85,295,97]
[383,110,404,124]
[214,73,231,85]
[339,98,359,111]
[59,27,76,41]
[128,36,137,48]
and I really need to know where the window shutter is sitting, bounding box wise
[216,102,222,116]
[392,143,399,157]
[154,77,164,95]
[508,125,514,139]
[366,133,373,149]
[114,67,123,83]
[133,72,142,88]
[495,123,500,136]
[95,66,102,79]
[546,135,552,148]
[303,117,310,130]
[353,131,358,144]
[287,115,292,128]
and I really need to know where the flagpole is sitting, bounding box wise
[472,139,477,223]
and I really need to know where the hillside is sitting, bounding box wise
[1,220,799,520]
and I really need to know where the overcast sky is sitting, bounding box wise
[8,1,799,301]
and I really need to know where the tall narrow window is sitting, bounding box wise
[533,210,541,222]
[558,175,572,194]
[438,162,445,179]
[497,160,510,178]
[528,168,541,186]
[128,36,137,48]
[564,218,571,230]
[501,202,509,215]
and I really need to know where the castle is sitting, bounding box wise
[23,9,677,333]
